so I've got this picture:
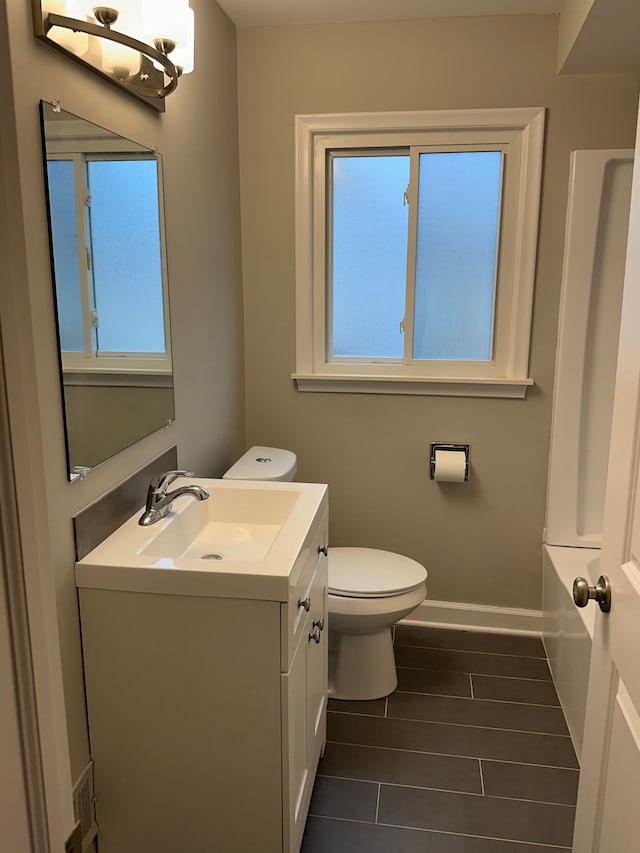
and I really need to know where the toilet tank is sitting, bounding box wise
[222,446,297,482]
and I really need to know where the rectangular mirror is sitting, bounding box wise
[39,101,175,480]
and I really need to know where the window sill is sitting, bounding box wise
[61,355,172,374]
[63,371,173,389]
[292,373,533,398]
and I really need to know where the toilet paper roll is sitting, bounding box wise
[433,449,467,483]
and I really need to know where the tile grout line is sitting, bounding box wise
[323,738,580,770]
[478,758,485,795]
[339,690,555,710]
[316,774,576,808]
[330,710,574,738]
[384,703,570,736]
[331,691,562,710]
[390,689,562,710]
[307,814,574,849]
[395,665,555,684]
[410,685,562,709]
[374,783,381,823]
[384,696,389,718]
[395,664,553,682]
[469,673,474,698]
[376,818,573,849]
[394,642,548,661]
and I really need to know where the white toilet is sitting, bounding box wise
[223,446,428,701]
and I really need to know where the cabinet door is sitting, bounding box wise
[306,554,328,772]
[282,556,328,853]
[282,628,309,853]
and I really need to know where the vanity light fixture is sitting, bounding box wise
[32,1,195,111]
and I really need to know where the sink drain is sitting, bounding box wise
[202,553,223,560]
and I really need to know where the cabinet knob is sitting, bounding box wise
[318,545,328,557]
[298,595,311,612]
[309,627,321,644]
[313,616,325,632]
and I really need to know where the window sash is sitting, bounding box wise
[47,154,96,356]
[404,144,505,366]
[325,143,509,365]
[85,154,167,356]
[324,140,515,376]
[327,148,408,364]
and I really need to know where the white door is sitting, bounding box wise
[571,102,640,853]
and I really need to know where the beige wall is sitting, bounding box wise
[559,0,640,73]
[558,0,595,68]
[1,0,244,784]
[237,15,639,611]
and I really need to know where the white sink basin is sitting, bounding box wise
[75,478,328,601]
[141,486,299,562]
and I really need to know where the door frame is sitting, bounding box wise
[0,334,49,852]
[0,4,74,846]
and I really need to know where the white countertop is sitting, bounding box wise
[75,478,328,601]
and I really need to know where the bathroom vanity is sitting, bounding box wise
[75,479,328,853]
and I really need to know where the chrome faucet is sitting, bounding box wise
[138,469,209,526]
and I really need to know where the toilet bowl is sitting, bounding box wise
[223,447,428,700]
[328,547,427,700]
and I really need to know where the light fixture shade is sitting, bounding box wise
[44,0,89,55]
[141,0,189,47]
[110,1,144,36]
[100,35,141,80]
[171,6,194,75]
[42,0,78,11]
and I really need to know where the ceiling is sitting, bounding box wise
[217,0,566,28]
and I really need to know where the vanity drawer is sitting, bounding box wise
[281,509,328,672]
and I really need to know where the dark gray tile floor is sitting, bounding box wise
[301,625,578,852]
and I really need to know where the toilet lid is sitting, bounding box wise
[222,446,297,481]
[328,547,427,598]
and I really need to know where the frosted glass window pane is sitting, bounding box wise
[46,160,84,352]
[413,151,502,360]
[88,159,165,354]
[331,155,409,358]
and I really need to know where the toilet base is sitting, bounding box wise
[328,626,397,701]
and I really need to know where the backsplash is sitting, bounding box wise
[73,447,178,560]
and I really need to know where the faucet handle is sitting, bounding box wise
[150,469,195,494]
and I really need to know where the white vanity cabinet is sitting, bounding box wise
[76,483,328,853]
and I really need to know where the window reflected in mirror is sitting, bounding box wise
[40,101,175,479]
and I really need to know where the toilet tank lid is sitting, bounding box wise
[328,547,427,598]
[223,446,297,481]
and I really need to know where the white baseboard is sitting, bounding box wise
[401,599,544,637]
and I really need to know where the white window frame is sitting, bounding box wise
[293,108,546,398]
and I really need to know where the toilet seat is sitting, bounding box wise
[328,547,428,598]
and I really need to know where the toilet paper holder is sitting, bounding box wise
[429,443,470,481]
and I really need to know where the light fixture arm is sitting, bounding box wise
[44,12,179,97]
